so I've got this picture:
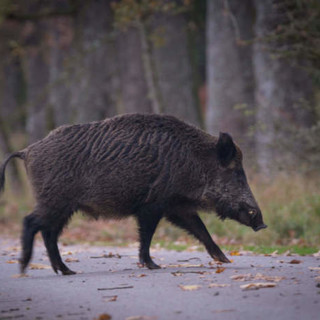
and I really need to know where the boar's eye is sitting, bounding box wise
[248,209,257,218]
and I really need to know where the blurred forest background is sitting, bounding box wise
[0,0,319,252]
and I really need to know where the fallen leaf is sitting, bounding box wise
[6,259,19,264]
[216,267,226,274]
[289,259,302,264]
[65,258,79,263]
[95,314,112,320]
[209,260,223,266]
[61,251,73,256]
[231,274,252,281]
[104,295,117,302]
[166,264,204,268]
[240,282,277,290]
[231,273,284,282]
[265,250,278,257]
[12,273,29,278]
[312,251,320,257]
[125,316,157,320]
[171,272,183,277]
[308,267,320,271]
[179,285,201,291]
[91,253,121,259]
[208,283,230,288]
[137,274,147,278]
[230,251,240,256]
[29,263,51,270]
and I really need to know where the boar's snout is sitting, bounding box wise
[249,208,267,232]
[238,203,267,232]
[253,223,268,232]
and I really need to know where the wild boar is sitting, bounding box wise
[0,113,267,275]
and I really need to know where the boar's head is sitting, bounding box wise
[207,132,267,232]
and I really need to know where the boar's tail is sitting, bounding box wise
[0,151,25,195]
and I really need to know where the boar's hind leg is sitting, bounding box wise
[42,228,75,275]
[166,213,230,263]
[137,211,162,269]
[41,209,75,275]
[20,211,42,274]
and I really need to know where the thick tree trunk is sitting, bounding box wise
[253,0,314,173]
[71,0,118,123]
[21,20,50,143]
[47,16,74,127]
[115,26,153,114]
[150,12,201,126]
[206,0,255,151]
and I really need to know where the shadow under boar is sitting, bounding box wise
[0,113,267,275]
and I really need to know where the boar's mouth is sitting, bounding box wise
[253,224,268,232]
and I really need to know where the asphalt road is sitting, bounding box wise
[0,237,319,320]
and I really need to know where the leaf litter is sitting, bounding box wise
[240,282,277,290]
[230,273,285,282]
[29,263,51,270]
[179,285,202,291]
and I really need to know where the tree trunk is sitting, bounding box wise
[206,0,255,151]
[115,26,153,114]
[69,0,118,123]
[46,15,74,127]
[150,12,201,126]
[21,20,50,143]
[253,0,314,173]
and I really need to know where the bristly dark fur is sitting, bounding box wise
[0,113,266,274]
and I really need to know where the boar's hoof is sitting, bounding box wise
[214,254,231,264]
[139,259,161,269]
[61,269,76,276]
[146,261,161,270]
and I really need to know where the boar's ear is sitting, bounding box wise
[217,132,236,167]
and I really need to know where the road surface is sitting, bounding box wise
[0,237,319,320]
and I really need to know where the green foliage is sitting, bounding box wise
[111,0,192,29]
[267,0,320,85]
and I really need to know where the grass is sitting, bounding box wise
[0,172,319,255]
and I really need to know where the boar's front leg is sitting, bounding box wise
[166,212,231,263]
[137,210,163,269]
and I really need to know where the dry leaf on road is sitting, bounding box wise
[6,259,19,264]
[125,316,157,320]
[308,267,320,271]
[11,273,29,278]
[208,283,230,288]
[29,263,51,270]
[104,295,118,302]
[216,267,226,274]
[65,258,79,263]
[289,259,302,264]
[231,273,284,282]
[94,314,112,320]
[240,282,277,290]
[179,285,201,291]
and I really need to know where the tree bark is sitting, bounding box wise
[115,26,153,114]
[21,20,50,143]
[71,0,118,123]
[206,0,255,150]
[253,0,314,173]
[150,12,201,126]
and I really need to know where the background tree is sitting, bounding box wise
[253,0,316,173]
[206,0,255,157]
